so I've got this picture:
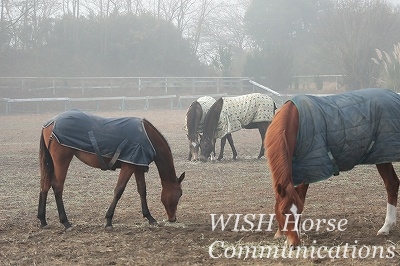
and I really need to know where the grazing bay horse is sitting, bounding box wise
[185,96,236,161]
[265,88,400,247]
[38,110,185,230]
[199,93,276,162]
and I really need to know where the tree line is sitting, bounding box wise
[1,0,400,91]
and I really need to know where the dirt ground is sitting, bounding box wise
[1,108,400,265]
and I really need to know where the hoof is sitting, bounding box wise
[105,225,113,231]
[40,224,50,229]
[274,229,283,239]
[65,226,73,232]
[377,230,389,236]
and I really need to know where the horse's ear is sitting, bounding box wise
[277,183,286,198]
[178,172,185,183]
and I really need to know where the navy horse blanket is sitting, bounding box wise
[43,110,156,169]
[291,88,400,186]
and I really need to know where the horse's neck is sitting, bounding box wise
[153,155,176,184]
[143,119,177,184]
[204,109,221,137]
[187,106,201,140]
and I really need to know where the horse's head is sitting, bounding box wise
[274,183,304,247]
[199,135,215,162]
[161,172,185,222]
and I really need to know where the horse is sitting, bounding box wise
[199,93,276,162]
[265,88,400,247]
[185,96,236,161]
[37,110,185,230]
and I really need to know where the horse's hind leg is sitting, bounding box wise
[226,133,237,160]
[38,131,73,230]
[52,150,74,230]
[376,163,399,235]
[257,124,269,159]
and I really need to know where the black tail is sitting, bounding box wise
[39,131,54,188]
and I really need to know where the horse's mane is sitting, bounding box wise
[202,97,223,138]
[143,118,171,152]
[265,102,298,199]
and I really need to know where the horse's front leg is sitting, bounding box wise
[217,136,227,161]
[376,163,399,235]
[133,169,157,225]
[105,164,135,229]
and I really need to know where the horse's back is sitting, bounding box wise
[44,110,156,167]
[291,88,400,185]
[215,93,275,137]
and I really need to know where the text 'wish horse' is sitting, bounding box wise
[265,88,400,247]
[199,93,276,162]
[185,96,236,161]
[38,110,185,230]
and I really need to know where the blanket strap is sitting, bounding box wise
[327,151,340,176]
[358,140,375,164]
[108,139,129,169]
[88,131,110,171]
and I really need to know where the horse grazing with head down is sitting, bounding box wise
[185,96,236,161]
[265,88,400,247]
[199,93,276,162]
[38,110,185,230]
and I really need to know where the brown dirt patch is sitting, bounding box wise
[0,109,399,265]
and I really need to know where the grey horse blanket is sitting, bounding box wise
[215,93,275,138]
[43,110,156,168]
[291,88,400,186]
[184,96,216,133]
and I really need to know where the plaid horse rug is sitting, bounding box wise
[43,110,156,169]
[290,88,400,186]
[215,93,275,138]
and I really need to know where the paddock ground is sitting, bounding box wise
[0,109,399,265]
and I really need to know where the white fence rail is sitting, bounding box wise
[0,76,253,97]
[0,76,345,114]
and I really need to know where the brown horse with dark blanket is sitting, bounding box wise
[38,110,185,230]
